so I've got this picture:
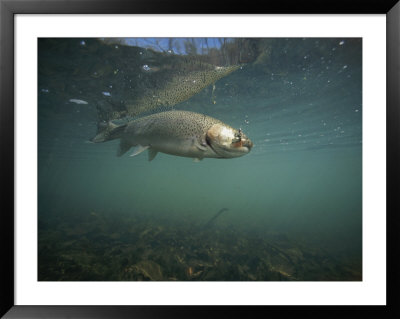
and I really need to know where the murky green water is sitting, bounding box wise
[38,38,362,281]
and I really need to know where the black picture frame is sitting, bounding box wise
[1,0,399,318]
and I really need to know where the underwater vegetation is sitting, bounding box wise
[38,209,361,281]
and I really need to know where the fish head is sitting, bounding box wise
[206,124,253,158]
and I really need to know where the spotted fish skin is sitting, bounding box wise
[125,64,241,117]
[92,110,253,161]
[122,110,223,159]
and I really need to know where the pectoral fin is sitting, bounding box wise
[148,149,158,161]
[193,158,203,163]
[194,137,208,151]
[129,145,149,157]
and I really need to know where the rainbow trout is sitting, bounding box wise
[92,110,253,161]
[125,64,242,117]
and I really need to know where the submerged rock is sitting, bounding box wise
[129,260,163,281]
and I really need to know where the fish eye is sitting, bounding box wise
[232,129,242,143]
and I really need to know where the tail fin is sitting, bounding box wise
[91,120,127,143]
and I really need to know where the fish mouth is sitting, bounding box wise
[230,139,253,154]
[242,139,253,151]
